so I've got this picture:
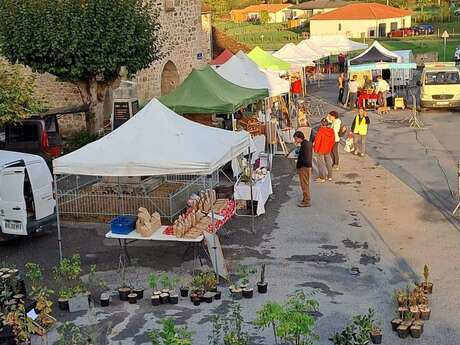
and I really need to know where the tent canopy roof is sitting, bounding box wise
[214,52,289,96]
[53,99,251,176]
[308,35,368,54]
[349,41,399,65]
[272,43,315,67]
[159,65,268,114]
[210,49,234,66]
[296,40,329,60]
[248,47,291,71]
[348,62,416,72]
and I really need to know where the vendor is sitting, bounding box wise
[376,75,390,108]
[362,75,373,90]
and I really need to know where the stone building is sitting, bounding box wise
[3,0,211,136]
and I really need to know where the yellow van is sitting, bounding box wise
[419,62,460,109]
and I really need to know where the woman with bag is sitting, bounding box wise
[327,111,345,170]
[313,118,335,182]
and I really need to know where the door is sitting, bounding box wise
[378,23,387,38]
[26,162,55,220]
[0,167,28,235]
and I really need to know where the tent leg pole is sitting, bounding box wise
[248,147,255,234]
[54,175,63,261]
[209,173,219,284]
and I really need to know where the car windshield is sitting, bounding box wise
[425,71,460,85]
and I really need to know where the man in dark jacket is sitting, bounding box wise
[294,131,313,207]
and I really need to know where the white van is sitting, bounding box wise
[0,150,56,239]
[419,62,460,109]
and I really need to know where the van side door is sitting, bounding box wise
[0,166,28,235]
[26,162,55,220]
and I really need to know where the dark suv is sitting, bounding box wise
[0,114,63,166]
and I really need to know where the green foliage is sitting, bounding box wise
[0,0,163,84]
[25,262,43,291]
[64,130,100,154]
[148,319,193,345]
[236,265,256,287]
[329,309,376,345]
[0,60,42,125]
[223,303,250,345]
[259,10,269,24]
[53,254,85,299]
[57,323,95,345]
[149,273,158,291]
[191,271,217,291]
[209,315,223,345]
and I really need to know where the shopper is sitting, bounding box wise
[293,131,313,207]
[337,73,345,105]
[347,75,358,110]
[327,111,342,170]
[313,118,335,182]
[351,108,370,157]
[376,75,390,108]
[338,52,346,73]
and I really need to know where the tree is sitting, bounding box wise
[417,0,431,20]
[259,10,270,24]
[0,0,163,132]
[0,60,42,126]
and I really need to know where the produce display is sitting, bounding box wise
[240,167,268,184]
[135,208,161,237]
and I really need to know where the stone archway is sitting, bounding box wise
[161,61,180,96]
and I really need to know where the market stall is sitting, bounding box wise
[209,49,234,67]
[307,35,368,55]
[247,46,291,72]
[53,99,254,278]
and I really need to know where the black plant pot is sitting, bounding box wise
[210,287,218,293]
[100,297,110,307]
[134,289,144,300]
[193,298,200,306]
[180,287,189,297]
[160,293,169,304]
[214,291,221,300]
[169,294,179,304]
[118,288,131,301]
[58,298,69,311]
[242,288,253,299]
[371,333,382,344]
[232,288,243,300]
[128,293,137,304]
[151,296,160,306]
[257,282,268,294]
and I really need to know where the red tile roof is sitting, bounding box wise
[210,49,234,66]
[310,2,412,20]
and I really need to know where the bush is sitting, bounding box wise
[64,130,99,153]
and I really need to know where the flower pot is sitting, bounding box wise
[370,333,382,344]
[242,288,253,299]
[391,318,402,332]
[161,289,170,294]
[180,287,189,297]
[214,291,221,300]
[58,298,69,311]
[232,288,243,300]
[413,320,424,334]
[421,282,433,294]
[203,292,214,303]
[100,294,110,307]
[410,324,422,338]
[193,298,200,306]
[229,285,235,294]
[169,294,179,304]
[151,295,160,306]
[118,287,131,301]
[128,293,137,304]
[397,324,409,338]
[420,307,431,320]
[160,293,169,304]
[133,288,144,300]
[409,306,420,320]
[257,282,268,294]
[190,293,198,303]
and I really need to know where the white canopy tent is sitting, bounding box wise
[297,40,330,60]
[272,43,315,67]
[307,35,368,54]
[53,99,251,176]
[214,53,289,97]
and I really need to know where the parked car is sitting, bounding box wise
[419,62,460,109]
[387,28,415,38]
[0,114,63,167]
[414,24,434,35]
[0,151,56,241]
[455,46,460,61]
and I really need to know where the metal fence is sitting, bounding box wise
[56,172,219,224]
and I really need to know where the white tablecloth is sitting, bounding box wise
[234,172,273,215]
[105,226,204,242]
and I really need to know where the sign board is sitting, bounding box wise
[131,100,140,115]
[113,102,130,129]
[197,52,203,60]
[204,232,228,279]
[442,30,450,39]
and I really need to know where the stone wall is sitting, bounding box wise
[135,0,209,102]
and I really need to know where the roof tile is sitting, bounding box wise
[310,2,412,20]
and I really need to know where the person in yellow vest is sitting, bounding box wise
[351,108,370,157]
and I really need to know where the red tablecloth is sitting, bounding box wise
[358,91,378,108]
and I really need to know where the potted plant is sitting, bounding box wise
[128,292,138,304]
[421,264,433,294]
[419,304,431,320]
[148,273,161,306]
[190,273,205,302]
[168,276,180,305]
[257,264,268,294]
[100,292,110,307]
[390,317,402,332]
[370,324,382,344]
[159,273,170,304]
[352,308,373,345]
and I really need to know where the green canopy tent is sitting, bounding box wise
[159,65,269,114]
[247,47,291,71]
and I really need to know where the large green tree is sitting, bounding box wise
[0,0,163,132]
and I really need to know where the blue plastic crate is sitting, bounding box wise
[110,216,136,235]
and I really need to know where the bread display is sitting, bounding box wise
[135,207,161,237]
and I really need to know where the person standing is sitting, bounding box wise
[376,75,390,108]
[293,131,313,207]
[351,108,370,157]
[338,52,346,73]
[337,73,345,105]
[347,75,358,110]
[313,118,335,182]
[327,111,342,170]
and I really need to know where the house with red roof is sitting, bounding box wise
[309,3,412,38]
[230,4,292,23]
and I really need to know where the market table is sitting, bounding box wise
[358,91,378,109]
[234,172,273,216]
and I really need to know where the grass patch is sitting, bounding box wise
[378,38,460,60]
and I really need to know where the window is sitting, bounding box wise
[425,71,460,85]
[391,22,398,31]
[369,30,375,37]
[7,123,39,143]
[338,23,342,31]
